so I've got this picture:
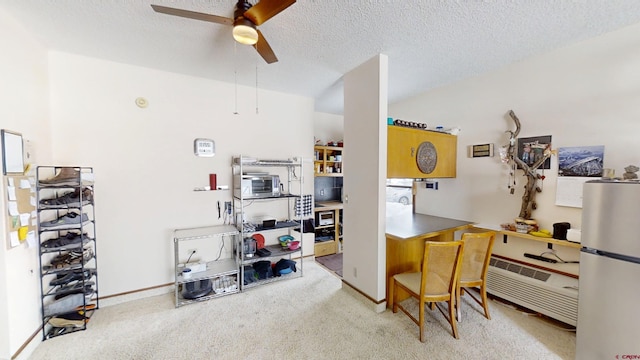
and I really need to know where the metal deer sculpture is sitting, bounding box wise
[505,110,553,220]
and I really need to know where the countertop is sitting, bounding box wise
[314,201,343,211]
[386,210,473,240]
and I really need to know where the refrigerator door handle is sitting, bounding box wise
[582,247,640,265]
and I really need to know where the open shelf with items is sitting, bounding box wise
[173,224,240,307]
[238,244,302,290]
[314,145,343,176]
[36,166,98,340]
[313,202,343,257]
[500,229,581,249]
[313,144,344,257]
[232,155,304,291]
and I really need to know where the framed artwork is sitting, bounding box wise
[517,135,552,170]
[1,129,24,175]
[558,145,604,177]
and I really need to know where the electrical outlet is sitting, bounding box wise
[320,189,325,196]
[187,249,197,255]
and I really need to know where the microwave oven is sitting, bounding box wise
[318,211,334,226]
[234,174,280,198]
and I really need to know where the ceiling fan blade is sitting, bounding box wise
[151,4,233,26]
[253,29,278,64]
[244,0,296,26]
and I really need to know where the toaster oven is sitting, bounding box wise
[318,211,335,226]
[234,174,280,198]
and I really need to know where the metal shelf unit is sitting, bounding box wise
[173,224,240,307]
[232,156,304,290]
[36,166,98,340]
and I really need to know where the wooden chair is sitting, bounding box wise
[456,231,496,321]
[391,240,465,342]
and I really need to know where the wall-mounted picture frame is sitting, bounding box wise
[1,129,25,175]
[517,135,552,170]
[558,145,604,177]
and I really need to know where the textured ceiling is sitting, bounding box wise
[2,1,640,114]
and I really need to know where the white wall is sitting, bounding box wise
[343,54,388,303]
[0,7,51,359]
[390,22,640,231]
[313,112,344,146]
[47,52,315,297]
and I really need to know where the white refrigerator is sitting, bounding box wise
[576,180,640,359]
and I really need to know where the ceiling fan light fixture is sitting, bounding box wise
[233,18,258,45]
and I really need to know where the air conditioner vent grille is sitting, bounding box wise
[490,258,551,282]
[486,257,577,326]
[492,259,509,270]
[533,271,551,282]
[520,267,536,278]
[507,263,522,273]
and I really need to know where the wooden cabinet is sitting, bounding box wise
[314,146,343,177]
[387,126,457,179]
[313,146,344,256]
[314,202,342,256]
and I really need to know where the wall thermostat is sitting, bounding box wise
[194,138,215,157]
[467,143,494,158]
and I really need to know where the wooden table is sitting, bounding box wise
[386,212,473,306]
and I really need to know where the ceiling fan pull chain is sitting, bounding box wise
[255,59,259,114]
[234,41,239,115]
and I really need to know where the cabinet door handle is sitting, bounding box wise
[411,147,415,157]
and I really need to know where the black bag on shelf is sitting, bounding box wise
[252,261,273,279]
[294,218,315,233]
[273,259,297,277]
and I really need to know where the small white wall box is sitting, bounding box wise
[425,181,438,190]
[467,143,494,158]
[194,138,215,157]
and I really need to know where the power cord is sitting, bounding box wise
[214,234,225,261]
[540,250,579,264]
[185,250,196,265]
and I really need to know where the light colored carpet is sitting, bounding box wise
[28,260,575,360]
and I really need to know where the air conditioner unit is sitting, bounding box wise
[486,257,579,326]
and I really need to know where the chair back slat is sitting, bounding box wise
[420,241,464,296]
[460,232,496,282]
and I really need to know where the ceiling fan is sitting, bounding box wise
[151,0,296,64]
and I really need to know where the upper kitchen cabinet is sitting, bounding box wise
[314,145,343,177]
[387,126,457,179]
